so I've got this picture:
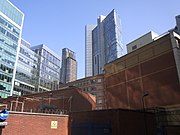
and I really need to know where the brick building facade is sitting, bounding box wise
[0,109,156,135]
[1,112,69,135]
[69,109,156,135]
[60,74,106,110]
[104,32,180,109]
[0,87,96,114]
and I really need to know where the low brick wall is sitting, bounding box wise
[0,112,69,135]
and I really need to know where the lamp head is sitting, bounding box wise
[143,91,149,97]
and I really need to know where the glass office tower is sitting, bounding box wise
[103,9,124,63]
[86,9,124,76]
[175,15,180,35]
[14,39,39,95]
[85,25,96,77]
[60,48,77,83]
[0,0,24,98]
[31,44,61,92]
[92,15,106,76]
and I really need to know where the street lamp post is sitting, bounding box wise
[142,91,149,135]
[63,94,65,114]
[68,96,73,113]
[142,92,149,110]
[48,93,52,105]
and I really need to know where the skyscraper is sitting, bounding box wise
[170,15,180,35]
[31,44,61,92]
[0,0,24,98]
[85,25,96,77]
[14,39,39,96]
[175,15,180,35]
[85,9,124,76]
[60,48,77,83]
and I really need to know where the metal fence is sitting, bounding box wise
[146,106,180,135]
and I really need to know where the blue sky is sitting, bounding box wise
[9,0,180,79]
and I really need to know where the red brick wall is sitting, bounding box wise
[106,51,180,109]
[1,112,69,135]
[105,34,180,109]
[25,88,96,112]
[0,88,96,113]
[0,110,156,135]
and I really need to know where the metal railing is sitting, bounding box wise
[10,108,70,115]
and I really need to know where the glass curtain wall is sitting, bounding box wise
[0,0,24,98]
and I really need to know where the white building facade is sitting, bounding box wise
[127,31,159,53]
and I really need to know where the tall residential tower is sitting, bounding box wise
[85,9,124,76]
[0,0,24,98]
[60,48,77,83]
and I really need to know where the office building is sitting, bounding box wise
[85,25,96,77]
[169,15,180,35]
[31,44,61,92]
[13,39,39,95]
[60,48,77,83]
[85,9,124,76]
[174,15,180,35]
[127,31,159,53]
[0,0,24,98]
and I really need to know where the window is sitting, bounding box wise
[91,79,96,84]
[97,86,102,90]
[97,79,102,83]
[132,45,137,50]
[0,26,6,34]
[96,93,102,97]
[91,86,96,90]
[175,37,180,48]
[97,99,103,104]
